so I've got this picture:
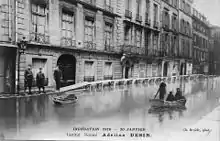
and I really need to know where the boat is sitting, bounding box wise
[53,94,78,105]
[149,99,186,108]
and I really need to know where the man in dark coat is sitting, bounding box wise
[155,82,167,100]
[166,91,175,101]
[24,65,33,94]
[54,66,62,91]
[36,68,45,93]
[175,88,186,101]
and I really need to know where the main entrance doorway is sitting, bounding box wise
[57,54,76,87]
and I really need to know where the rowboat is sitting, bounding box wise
[149,99,186,108]
[53,94,78,105]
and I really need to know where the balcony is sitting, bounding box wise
[125,9,132,19]
[84,41,96,50]
[136,14,142,22]
[84,76,95,82]
[122,44,146,55]
[153,21,159,29]
[104,75,113,80]
[145,13,150,25]
[104,4,113,13]
[83,0,96,6]
[61,37,76,48]
[146,49,160,57]
[104,44,115,52]
[30,32,49,44]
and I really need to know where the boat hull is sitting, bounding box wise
[53,97,78,105]
[149,99,186,108]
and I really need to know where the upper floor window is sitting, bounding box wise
[136,0,141,14]
[31,2,49,43]
[84,16,95,48]
[135,27,142,47]
[153,4,158,22]
[104,22,113,48]
[126,0,131,10]
[61,11,75,46]
[124,24,132,45]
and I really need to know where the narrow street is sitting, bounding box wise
[0,77,220,140]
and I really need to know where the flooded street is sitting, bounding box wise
[0,77,220,140]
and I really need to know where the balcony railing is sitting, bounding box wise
[84,76,95,82]
[145,13,150,25]
[104,4,113,13]
[136,14,142,22]
[61,37,76,47]
[105,44,115,52]
[153,21,159,28]
[104,75,113,80]
[83,0,96,5]
[84,41,96,50]
[122,44,145,55]
[30,32,49,44]
[125,9,132,19]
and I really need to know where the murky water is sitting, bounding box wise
[0,77,220,140]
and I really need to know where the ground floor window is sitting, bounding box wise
[104,62,113,80]
[84,61,95,82]
[139,63,145,78]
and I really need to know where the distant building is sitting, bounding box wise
[210,26,220,75]
[178,0,193,75]
[192,8,210,74]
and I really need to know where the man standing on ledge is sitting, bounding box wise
[24,64,33,94]
[54,66,62,92]
[36,68,45,93]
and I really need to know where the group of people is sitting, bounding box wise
[24,65,62,94]
[155,82,186,102]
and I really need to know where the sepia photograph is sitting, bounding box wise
[0,0,220,140]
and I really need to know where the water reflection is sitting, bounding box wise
[0,77,220,139]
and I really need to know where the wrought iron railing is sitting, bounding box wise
[84,76,95,82]
[30,32,49,44]
[125,9,132,19]
[105,4,113,13]
[136,14,142,22]
[84,41,96,50]
[83,0,96,5]
[105,44,115,52]
[122,44,146,55]
[153,21,159,28]
[61,37,76,47]
[104,75,113,80]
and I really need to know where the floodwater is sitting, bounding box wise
[0,77,220,140]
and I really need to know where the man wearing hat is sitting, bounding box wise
[24,64,33,94]
[36,67,45,93]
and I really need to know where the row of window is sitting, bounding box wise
[163,0,178,8]
[192,20,209,35]
[180,0,191,15]
[193,50,208,62]
[31,2,114,47]
[162,10,178,30]
[193,34,209,49]
[180,19,191,36]
[84,61,113,81]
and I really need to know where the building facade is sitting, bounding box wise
[120,0,161,78]
[15,0,126,90]
[210,26,220,75]
[178,0,193,75]
[160,0,179,77]
[192,8,209,74]
[0,0,17,93]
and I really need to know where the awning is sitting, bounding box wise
[0,43,18,48]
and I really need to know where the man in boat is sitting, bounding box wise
[155,82,167,100]
[175,88,186,101]
[36,68,46,93]
[166,91,175,101]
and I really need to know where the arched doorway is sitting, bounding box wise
[163,62,168,77]
[57,54,76,87]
